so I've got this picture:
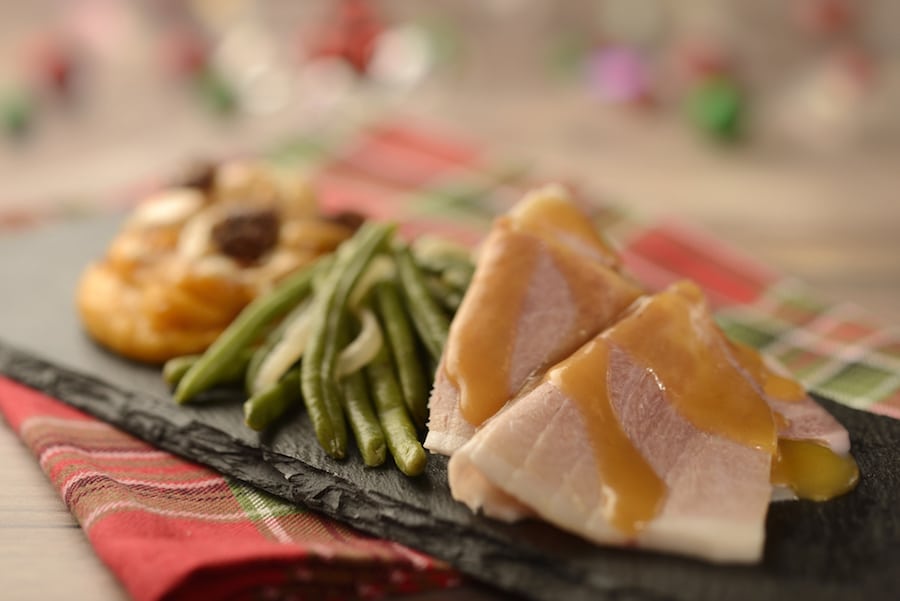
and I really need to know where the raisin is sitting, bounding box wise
[175,160,217,193]
[324,210,366,232]
[211,207,280,262]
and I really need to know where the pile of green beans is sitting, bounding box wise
[164,221,473,476]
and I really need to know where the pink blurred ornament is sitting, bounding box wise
[62,0,138,60]
[587,46,654,105]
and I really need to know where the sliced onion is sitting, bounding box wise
[410,235,474,272]
[348,255,396,309]
[252,301,314,394]
[337,308,382,377]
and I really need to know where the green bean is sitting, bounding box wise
[173,259,321,404]
[243,368,302,431]
[440,264,474,293]
[340,369,386,467]
[312,255,336,291]
[365,345,427,476]
[418,254,472,312]
[163,355,201,388]
[394,245,450,363]
[411,241,473,275]
[423,275,463,315]
[301,222,396,459]
[334,314,384,466]
[373,280,428,429]
[164,348,254,389]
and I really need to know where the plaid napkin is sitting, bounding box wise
[1,118,899,601]
[0,377,459,601]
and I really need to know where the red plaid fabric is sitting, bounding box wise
[0,377,459,601]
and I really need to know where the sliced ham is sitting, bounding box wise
[425,366,476,456]
[449,342,773,563]
[446,457,534,521]
[448,281,850,563]
[435,187,857,563]
[448,282,856,563]
[425,186,642,455]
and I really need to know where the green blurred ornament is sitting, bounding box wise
[685,78,744,141]
[193,66,238,116]
[546,32,591,80]
[1,88,35,140]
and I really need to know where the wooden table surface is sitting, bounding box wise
[1,83,898,601]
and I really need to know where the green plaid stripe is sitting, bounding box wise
[227,478,310,542]
[717,277,900,415]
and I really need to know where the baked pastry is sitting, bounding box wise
[76,160,356,363]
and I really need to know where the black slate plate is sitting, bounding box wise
[1,217,899,601]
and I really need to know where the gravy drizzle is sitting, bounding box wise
[772,439,859,501]
[449,189,637,427]
[729,340,806,402]
[607,281,778,454]
[449,220,540,426]
[548,340,666,535]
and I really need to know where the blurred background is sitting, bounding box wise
[0,0,898,321]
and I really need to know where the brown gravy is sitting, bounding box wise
[729,340,806,402]
[548,339,666,535]
[607,282,778,453]
[449,191,638,427]
[771,439,859,501]
[450,220,540,426]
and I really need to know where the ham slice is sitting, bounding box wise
[448,281,855,563]
[433,187,857,562]
[425,186,642,455]
[449,344,773,563]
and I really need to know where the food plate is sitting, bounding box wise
[2,216,899,601]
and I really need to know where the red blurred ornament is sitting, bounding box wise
[832,45,876,90]
[159,27,210,79]
[794,0,856,35]
[673,38,731,85]
[22,33,78,97]
[307,0,385,75]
